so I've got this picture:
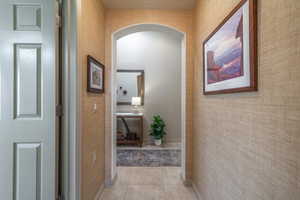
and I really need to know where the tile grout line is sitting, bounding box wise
[102,167,198,200]
[122,185,129,200]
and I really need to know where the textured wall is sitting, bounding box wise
[104,9,194,181]
[192,0,300,200]
[77,0,106,199]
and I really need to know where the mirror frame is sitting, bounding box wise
[117,69,145,106]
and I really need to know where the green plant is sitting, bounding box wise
[149,115,166,140]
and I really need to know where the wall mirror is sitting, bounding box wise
[117,70,145,105]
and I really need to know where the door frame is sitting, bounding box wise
[61,0,81,200]
[107,24,188,184]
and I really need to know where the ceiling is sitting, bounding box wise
[102,0,195,9]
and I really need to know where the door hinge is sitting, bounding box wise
[56,15,62,27]
[56,0,62,27]
[56,104,63,117]
[56,194,64,200]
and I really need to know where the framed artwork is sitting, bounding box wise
[203,0,257,95]
[87,55,104,93]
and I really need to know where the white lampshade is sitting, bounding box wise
[131,97,141,106]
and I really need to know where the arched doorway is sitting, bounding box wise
[107,23,187,185]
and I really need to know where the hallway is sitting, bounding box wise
[1,0,299,200]
[100,167,197,200]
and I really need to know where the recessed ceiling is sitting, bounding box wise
[102,0,195,9]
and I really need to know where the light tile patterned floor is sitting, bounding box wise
[100,167,198,200]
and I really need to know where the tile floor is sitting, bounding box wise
[99,167,198,200]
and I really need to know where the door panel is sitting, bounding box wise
[0,0,57,199]
[14,4,42,31]
[14,44,42,119]
[14,143,41,200]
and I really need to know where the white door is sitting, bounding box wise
[0,0,58,199]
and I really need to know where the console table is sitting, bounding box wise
[116,113,143,147]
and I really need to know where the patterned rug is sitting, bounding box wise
[117,148,181,167]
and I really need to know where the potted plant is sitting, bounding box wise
[149,115,166,146]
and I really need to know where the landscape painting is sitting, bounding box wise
[203,0,257,95]
[206,7,243,85]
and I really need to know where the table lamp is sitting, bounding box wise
[131,97,141,113]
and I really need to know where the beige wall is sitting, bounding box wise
[104,9,194,180]
[77,0,106,199]
[192,0,300,199]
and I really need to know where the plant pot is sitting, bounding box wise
[154,139,162,146]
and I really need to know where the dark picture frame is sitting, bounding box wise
[203,0,257,95]
[87,55,105,93]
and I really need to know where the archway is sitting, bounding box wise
[107,23,187,185]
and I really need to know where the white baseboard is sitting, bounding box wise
[180,174,192,187]
[105,173,118,187]
[111,173,118,186]
[192,182,203,200]
[94,183,105,200]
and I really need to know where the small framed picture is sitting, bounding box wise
[87,55,104,93]
[203,0,257,95]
